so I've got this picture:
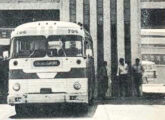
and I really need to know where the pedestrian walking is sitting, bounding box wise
[117,58,129,98]
[98,61,108,99]
[132,58,144,97]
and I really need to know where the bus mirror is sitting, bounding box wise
[86,49,92,57]
[3,51,9,60]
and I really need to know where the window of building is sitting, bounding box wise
[0,10,60,28]
[141,9,165,29]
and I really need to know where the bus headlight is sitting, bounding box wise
[13,83,20,91]
[73,82,81,90]
[76,60,81,64]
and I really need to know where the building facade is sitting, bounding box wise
[141,0,165,84]
[0,0,140,97]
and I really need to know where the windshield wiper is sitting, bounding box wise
[28,50,37,58]
[58,39,66,57]
[61,47,66,57]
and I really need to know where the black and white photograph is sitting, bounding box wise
[0,0,165,120]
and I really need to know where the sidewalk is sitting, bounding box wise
[93,104,165,120]
[93,97,165,120]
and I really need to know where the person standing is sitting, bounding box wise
[132,58,144,97]
[98,61,108,99]
[117,58,129,98]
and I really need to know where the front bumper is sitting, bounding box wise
[7,93,88,105]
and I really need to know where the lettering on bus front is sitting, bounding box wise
[17,30,27,35]
[68,29,78,34]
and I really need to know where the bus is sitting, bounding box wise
[6,21,95,114]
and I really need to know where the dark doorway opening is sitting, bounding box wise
[0,10,60,28]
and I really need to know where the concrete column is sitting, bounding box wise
[90,0,97,97]
[117,0,125,60]
[130,0,141,64]
[60,0,69,21]
[76,0,83,24]
[103,0,111,97]
[90,0,97,74]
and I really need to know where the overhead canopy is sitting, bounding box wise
[0,38,10,45]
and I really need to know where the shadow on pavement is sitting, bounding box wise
[8,94,165,119]
[95,93,165,105]
[9,104,97,119]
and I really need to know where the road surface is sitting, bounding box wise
[1,99,165,120]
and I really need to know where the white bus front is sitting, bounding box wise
[7,22,90,107]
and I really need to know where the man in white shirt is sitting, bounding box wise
[117,58,129,97]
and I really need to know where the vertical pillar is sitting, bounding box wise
[103,0,111,97]
[117,0,125,60]
[90,0,97,75]
[130,0,141,64]
[60,0,70,21]
[124,0,132,96]
[110,0,118,97]
[90,0,98,97]
[130,0,140,96]
[83,0,90,31]
[76,0,83,24]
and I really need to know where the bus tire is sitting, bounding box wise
[15,104,24,115]
[15,104,32,116]
[81,103,88,112]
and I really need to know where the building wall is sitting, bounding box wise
[141,1,165,84]
[0,0,140,97]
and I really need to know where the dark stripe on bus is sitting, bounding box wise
[55,68,87,78]
[9,70,39,79]
[9,68,87,79]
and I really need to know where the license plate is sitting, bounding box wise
[40,88,52,94]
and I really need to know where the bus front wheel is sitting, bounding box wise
[15,104,33,115]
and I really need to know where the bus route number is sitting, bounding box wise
[17,30,27,35]
[68,29,78,34]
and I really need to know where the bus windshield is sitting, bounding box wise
[11,35,83,58]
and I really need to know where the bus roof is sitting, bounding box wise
[11,21,85,38]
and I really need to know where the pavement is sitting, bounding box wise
[1,83,165,120]
[0,98,165,120]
